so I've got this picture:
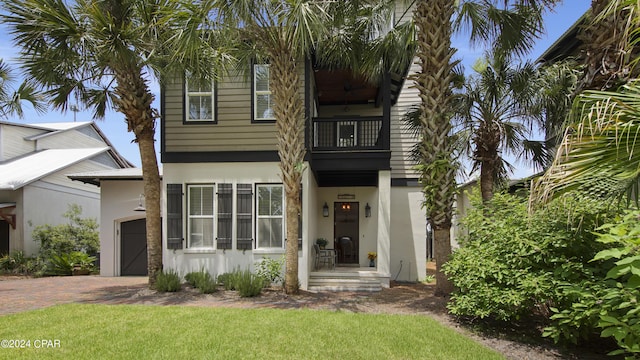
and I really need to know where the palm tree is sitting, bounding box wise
[210,0,330,294]
[0,59,45,118]
[410,0,559,295]
[1,0,231,285]
[531,1,640,204]
[455,53,549,202]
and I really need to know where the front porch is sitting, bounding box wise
[308,266,389,292]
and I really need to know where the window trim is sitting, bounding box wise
[183,75,218,124]
[186,183,216,249]
[255,183,285,249]
[251,63,276,123]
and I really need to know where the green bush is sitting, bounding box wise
[235,269,264,298]
[155,269,181,292]
[444,191,615,322]
[544,211,640,357]
[255,256,284,286]
[0,251,47,276]
[47,251,95,276]
[185,269,217,294]
[218,272,238,290]
[33,204,99,258]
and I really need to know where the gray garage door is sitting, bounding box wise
[121,219,147,276]
[0,220,9,256]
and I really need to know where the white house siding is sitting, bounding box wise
[21,182,100,256]
[390,62,420,180]
[36,127,106,151]
[390,186,427,282]
[0,189,22,254]
[99,180,147,277]
[162,162,307,286]
[0,124,40,160]
[163,66,305,153]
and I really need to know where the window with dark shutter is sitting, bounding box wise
[217,184,233,250]
[167,184,183,249]
[237,184,253,250]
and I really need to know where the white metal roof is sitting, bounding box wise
[0,148,109,190]
[68,167,162,186]
[25,121,91,131]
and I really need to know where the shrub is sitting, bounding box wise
[33,204,99,258]
[235,269,264,298]
[185,269,217,294]
[155,269,181,292]
[0,251,47,276]
[46,251,95,276]
[255,256,284,286]
[217,272,236,290]
[444,191,616,322]
[544,211,640,357]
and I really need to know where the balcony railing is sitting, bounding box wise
[312,117,384,150]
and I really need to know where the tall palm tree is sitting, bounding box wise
[455,53,548,202]
[0,59,45,118]
[411,0,559,295]
[1,0,231,285]
[211,0,329,294]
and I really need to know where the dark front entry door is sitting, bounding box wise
[121,219,148,276]
[334,202,359,264]
[0,220,9,256]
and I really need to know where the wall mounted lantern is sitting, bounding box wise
[322,202,329,217]
[365,203,371,218]
[133,194,146,212]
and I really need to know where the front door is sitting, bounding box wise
[0,220,9,256]
[334,202,359,264]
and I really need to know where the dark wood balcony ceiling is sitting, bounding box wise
[313,68,404,106]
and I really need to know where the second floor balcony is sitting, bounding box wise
[312,117,386,151]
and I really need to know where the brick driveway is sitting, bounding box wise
[0,276,147,316]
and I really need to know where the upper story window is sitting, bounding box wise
[253,64,275,121]
[185,75,215,123]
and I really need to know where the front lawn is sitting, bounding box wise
[0,304,503,359]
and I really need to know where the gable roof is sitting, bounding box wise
[0,147,110,190]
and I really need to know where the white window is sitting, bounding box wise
[188,185,215,248]
[256,184,284,248]
[253,64,275,121]
[185,76,215,122]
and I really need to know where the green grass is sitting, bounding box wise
[0,304,504,359]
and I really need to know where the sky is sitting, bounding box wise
[0,1,591,176]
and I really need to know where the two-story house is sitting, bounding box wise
[160,10,426,291]
[0,121,133,257]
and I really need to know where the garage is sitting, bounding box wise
[120,218,147,276]
[1,220,9,256]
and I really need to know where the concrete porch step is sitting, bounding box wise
[308,271,383,292]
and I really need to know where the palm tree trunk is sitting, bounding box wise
[412,0,457,296]
[479,159,494,203]
[113,68,162,286]
[270,46,305,294]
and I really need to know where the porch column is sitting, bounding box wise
[377,170,391,285]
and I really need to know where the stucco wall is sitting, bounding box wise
[99,180,147,277]
[162,162,307,287]
[389,186,427,282]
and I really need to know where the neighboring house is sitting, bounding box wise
[159,9,426,291]
[0,121,133,257]
[68,168,162,276]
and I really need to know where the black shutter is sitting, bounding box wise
[237,184,253,250]
[217,184,233,250]
[167,184,183,249]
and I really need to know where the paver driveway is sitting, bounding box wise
[0,276,147,316]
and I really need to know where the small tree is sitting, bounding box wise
[33,204,99,258]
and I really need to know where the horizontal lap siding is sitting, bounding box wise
[164,67,305,153]
[390,63,420,179]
